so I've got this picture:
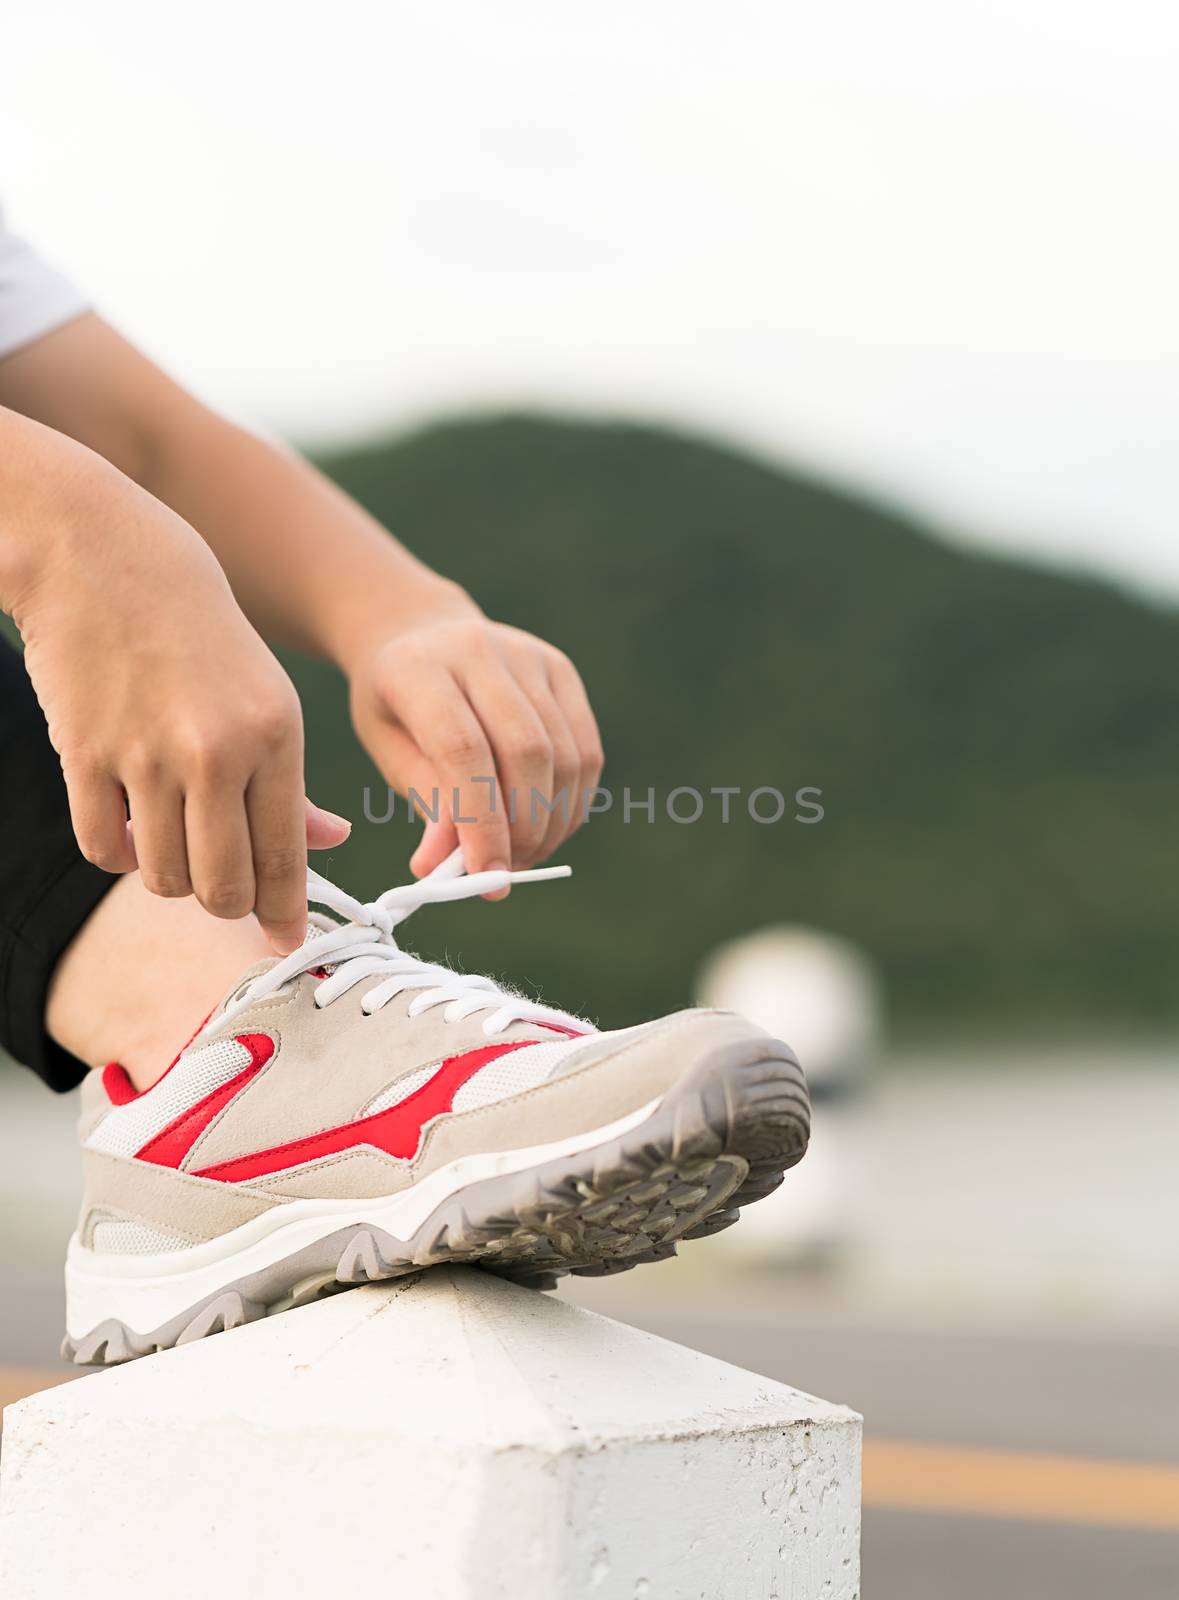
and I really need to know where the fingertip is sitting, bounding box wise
[110,839,139,877]
[478,858,510,901]
[308,820,352,850]
[263,910,308,957]
[305,799,352,851]
[410,815,455,879]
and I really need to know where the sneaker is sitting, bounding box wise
[65,853,809,1364]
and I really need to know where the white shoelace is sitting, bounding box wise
[216,849,587,1038]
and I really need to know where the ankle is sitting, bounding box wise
[46,873,273,1091]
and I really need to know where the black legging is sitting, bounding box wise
[0,637,115,1089]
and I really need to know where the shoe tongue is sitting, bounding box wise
[301,911,347,975]
[211,956,282,1018]
[215,913,346,1011]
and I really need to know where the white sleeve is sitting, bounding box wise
[0,206,89,360]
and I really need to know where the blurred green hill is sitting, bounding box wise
[289,413,1176,1036]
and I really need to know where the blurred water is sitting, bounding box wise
[816,1044,1179,1322]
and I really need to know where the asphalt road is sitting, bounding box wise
[3,1266,1176,1598]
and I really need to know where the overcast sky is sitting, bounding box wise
[4,1,1177,598]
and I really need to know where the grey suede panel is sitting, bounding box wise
[412,1009,770,1178]
[183,976,561,1173]
[246,1147,412,1200]
[80,1148,283,1244]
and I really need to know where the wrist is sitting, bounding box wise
[3,424,228,638]
[325,568,481,678]
[0,419,110,624]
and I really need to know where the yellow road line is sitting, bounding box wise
[864,1438,1179,1531]
[0,1368,73,1411]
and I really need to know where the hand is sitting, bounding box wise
[348,609,604,891]
[11,449,350,952]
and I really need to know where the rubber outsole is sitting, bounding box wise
[63,1035,809,1366]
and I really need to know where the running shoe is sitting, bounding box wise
[64,853,809,1364]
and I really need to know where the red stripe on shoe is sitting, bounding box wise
[102,1008,220,1107]
[192,1039,532,1183]
[102,1063,139,1106]
[134,1035,275,1169]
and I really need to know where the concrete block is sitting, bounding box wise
[1,1267,860,1599]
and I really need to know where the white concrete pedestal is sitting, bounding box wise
[1,1267,860,1599]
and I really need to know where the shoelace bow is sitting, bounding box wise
[217,849,586,1038]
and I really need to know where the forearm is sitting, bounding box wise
[145,406,476,670]
[0,313,476,671]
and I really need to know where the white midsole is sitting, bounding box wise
[65,1096,662,1338]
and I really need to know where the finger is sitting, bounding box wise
[459,661,554,868]
[389,672,513,885]
[502,644,594,855]
[246,759,310,954]
[306,797,352,851]
[125,781,191,899]
[519,684,580,862]
[184,784,256,926]
[353,715,460,881]
[411,811,459,878]
[544,652,606,844]
[63,767,136,875]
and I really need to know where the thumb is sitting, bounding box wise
[306,797,352,851]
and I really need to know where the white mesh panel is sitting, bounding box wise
[89,1220,194,1256]
[451,1037,595,1112]
[85,1036,256,1159]
[361,1063,438,1117]
[361,1037,598,1121]
[544,1022,650,1082]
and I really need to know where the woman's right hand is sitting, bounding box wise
[2,412,349,953]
